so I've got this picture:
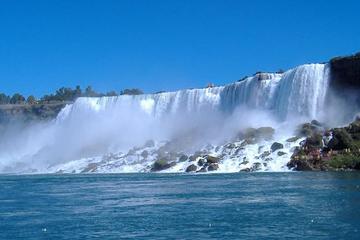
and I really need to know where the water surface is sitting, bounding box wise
[0,172,359,239]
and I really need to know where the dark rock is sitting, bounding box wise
[196,167,207,173]
[240,168,251,172]
[330,53,360,89]
[178,154,188,162]
[271,142,284,152]
[287,158,314,171]
[185,164,197,172]
[259,151,271,159]
[206,155,220,164]
[207,163,219,171]
[81,163,99,173]
[328,129,353,150]
[250,162,262,171]
[197,158,205,166]
[286,136,300,142]
[311,120,323,127]
[305,133,323,150]
[277,151,287,156]
[151,159,176,171]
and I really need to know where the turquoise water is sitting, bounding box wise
[0,173,359,239]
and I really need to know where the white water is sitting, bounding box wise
[0,63,331,173]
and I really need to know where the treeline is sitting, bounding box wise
[0,86,144,105]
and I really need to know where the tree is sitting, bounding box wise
[120,88,143,95]
[27,95,37,104]
[10,93,25,104]
[105,91,118,96]
[0,93,10,104]
[84,86,98,97]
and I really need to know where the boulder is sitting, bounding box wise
[178,154,188,162]
[277,151,287,156]
[286,136,300,142]
[151,159,176,171]
[185,164,197,172]
[207,163,219,171]
[197,158,205,166]
[271,142,284,152]
[206,155,220,164]
[196,167,207,173]
[250,162,262,171]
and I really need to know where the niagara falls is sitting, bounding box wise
[0,0,359,239]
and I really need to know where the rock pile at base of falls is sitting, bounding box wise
[288,117,360,171]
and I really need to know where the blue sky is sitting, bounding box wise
[0,0,359,97]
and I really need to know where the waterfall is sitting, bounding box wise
[58,63,330,122]
[0,63,331,173]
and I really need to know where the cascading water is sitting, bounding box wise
[0,63,331,173]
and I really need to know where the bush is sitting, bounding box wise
[329,154,360,169]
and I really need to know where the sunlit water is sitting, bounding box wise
[1,172,360,239]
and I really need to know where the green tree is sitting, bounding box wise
[84,86,98,97]
[105,91,118,96]
[27,95,37,104]
[120,88,143,95]
[0,93,10,104]
[10,93,25,104]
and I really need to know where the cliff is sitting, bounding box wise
[330,52,360,89]
[0,102,69,123]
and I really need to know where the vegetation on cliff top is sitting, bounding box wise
[0,86,144,105]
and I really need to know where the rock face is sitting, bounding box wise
[330,53,360,89]
[0,102,68,123]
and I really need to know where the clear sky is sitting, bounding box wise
[0,0,359,97]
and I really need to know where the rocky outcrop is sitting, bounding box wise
[0,102,68,123]
[330,53,360,89]
[288,117,360,171]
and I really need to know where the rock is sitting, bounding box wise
[260,151,271,159]
[240,168,251,172]
[305,133,323,150]
[311,120,323,127]
[287,158,314,171]
[277,151,287,156]
[286,136,300,142]
[197,158,205,166]
[330,53,360,89]
[256,72,273,81]
[256,127,275,140]
[207,163,219,171]
[196,167,207,173]
[185,164,197,172]
[241,159,249,165]
[328,129,353,150]
[206,155,220,164]
[250,162,262,171]
[271,142,284,152]
[81,163,99,173]
[178,154,188,162]
[189,155,197,161]
[151,159,176,171]
[239,127,275,142]
[225,143,236,149]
